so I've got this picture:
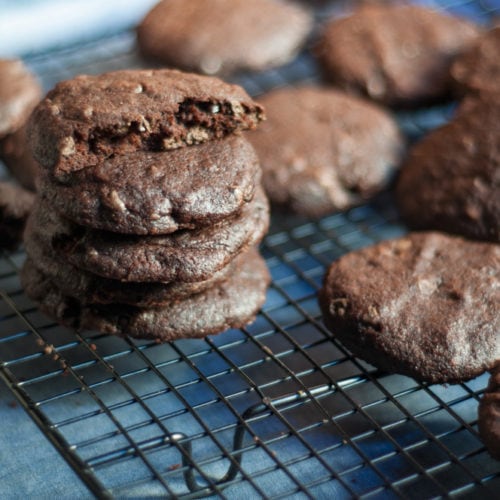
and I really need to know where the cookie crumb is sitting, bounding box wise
[262,345,273,356]
[43,344,54,356]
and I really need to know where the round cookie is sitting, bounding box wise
[319,232,500,384]
[28,187,269,282]
[451,27,500,96]
[1,124,39,191]
[478,364,500,460]
[315,4,479,107]
[40,135,260,235]
[0,59,41,139]
[247,86,404,217]
[21,247,270,341]
[0,181,35,250]
[24,232,238,307]
[137,0,313,76]
[28,69,264,179]
[396,96,500,242]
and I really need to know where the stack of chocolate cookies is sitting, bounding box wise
[21,69,270,341]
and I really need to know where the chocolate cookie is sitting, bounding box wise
[478,364,500,460]
[247,86,404,217]
[315,4,479,107]
[40,136,260,234]
[137,0,313,75]
[24,232,237,307]
[319,232,500,384]
[28,187,269,282]
[21,247,270,341]
[396,96,500,242]
[28,69,264,179]
[0,59,41,139]
[40,135,260,234]
[0,181,35,250]
[1,124,39,191]
[451,27,500,97]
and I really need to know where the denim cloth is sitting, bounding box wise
[0,373,342,499]
[0,378,91,498]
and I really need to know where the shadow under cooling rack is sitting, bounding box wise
[1,0,500,497]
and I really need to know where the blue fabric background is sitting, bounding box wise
[0,378,90,498]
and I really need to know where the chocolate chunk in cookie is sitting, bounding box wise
[21,247,270,341]
[315,4,479,107]
[397,96,500,242]
[0,181,35,250]
[248,86,404,217]
[137,0,312,75]
[28,69,264,179]
[479,364,500,461]
[40,135,260,234]
[451,27,500,97]
[0,59,41,140]
[28,187,269,282]
[319,232,500,384]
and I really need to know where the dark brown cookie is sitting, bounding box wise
[0,59,41,139]
[451,27,500,97]
[1,124,39,191]
[40,135,260,234]
[0,181,35,250]
[137,0,313,75]
[315,4,479,107]
[396,96,500,242]
[247,86,404,217]
[319,232,500,384]
[28,69,264,179]
[24,230,238,307]
[28,187,269,282]
[21,247,270,341]
[479,364,500,460]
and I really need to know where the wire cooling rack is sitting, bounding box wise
[1,0,499,498]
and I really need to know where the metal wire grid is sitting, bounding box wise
[1,0,500,497]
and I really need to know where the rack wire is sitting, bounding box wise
[1,0,499,497]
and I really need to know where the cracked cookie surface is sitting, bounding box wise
[137,0,312,75]
[319,232,500,384]
[397,96,500,242]
[316,4,479,107]
[22,247,270,341]
[28,69,264,179]
[40,135,261,234]
[27,187,269,283]
[451,27,500,96]
[248,86,404,217]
